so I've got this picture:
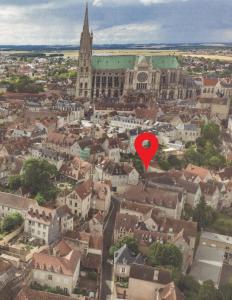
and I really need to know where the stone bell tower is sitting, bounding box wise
[75,3,93,100]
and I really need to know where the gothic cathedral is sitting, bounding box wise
[76,4,196,105]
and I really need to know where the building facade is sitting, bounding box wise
[76,4,196,104]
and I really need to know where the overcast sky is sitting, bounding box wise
[0,0,231,45]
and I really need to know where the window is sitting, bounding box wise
[102,76,107,88]
[129,72,133,84]
[108,76,113,87]
[152,73,156,84]
[114,77,119,87]
[121,267,126,273]
[48,275,52,280]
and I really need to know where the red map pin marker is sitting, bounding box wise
[134,132,159,170]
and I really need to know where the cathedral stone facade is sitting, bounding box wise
[76,4,196,104]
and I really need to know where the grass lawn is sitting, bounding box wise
[207,213,232,236]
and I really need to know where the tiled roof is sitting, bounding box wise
[123,184,180,210]
[47,132,77,147]
[82,253,101,271]
[163,218,198,238]
[32,248,80,276]
[27,205,55,225]
[130,263,171,284]
[0,258,12,274]
[115,213,139,233]
[186,164,210,181]
[75,179,93,200]
[203,78,218,86]
[56,205,72,218]
[89,231,103,250]
[53,240,72,257]
[16,287,78,300]
[121,200,153,215]
[0,192,35,210]
[134,229,169,247]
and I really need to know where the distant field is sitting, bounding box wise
[61,49,183,58]
[61,50,232,61]
[183,53,232,62]
[1,49,232,62]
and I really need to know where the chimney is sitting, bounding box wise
[153,269,159,281]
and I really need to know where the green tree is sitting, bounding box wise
[2,212,23,232]
[184,146,203,166]
[207,155,226,170]
[178,275,201,300]
[8,175,21,191]
[132,153,144,174]
[220,282,232,300]
[197,280,222,300]
[182,203,194,221]
[193,197,216,230]
[148,242,183,270]
[109,236,138,257]
[201,122,220,146]
[35,193,46,206]
[21,159,58,200]
[168,155,184,170]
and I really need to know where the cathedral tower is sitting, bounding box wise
[75,3,93,99]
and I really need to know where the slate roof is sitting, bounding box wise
[114,244,143,265]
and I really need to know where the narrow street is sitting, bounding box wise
[100,196,120,300]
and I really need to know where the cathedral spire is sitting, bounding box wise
[83,2,89,33]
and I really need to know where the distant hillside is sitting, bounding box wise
[0,43,232,52]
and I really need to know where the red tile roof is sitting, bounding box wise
[16,287,79,300]
[203,78,218,86]
[32,248,80,276]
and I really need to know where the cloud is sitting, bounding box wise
[92,0,189,6]
[0,0,230,44]
[95,22,162,44]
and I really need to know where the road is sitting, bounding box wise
[100,196,120,300]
